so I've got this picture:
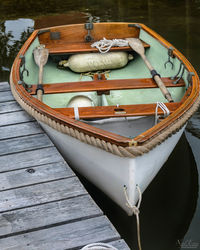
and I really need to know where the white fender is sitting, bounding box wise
[63,52,133,73]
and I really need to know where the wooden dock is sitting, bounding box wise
[0,82,130,250]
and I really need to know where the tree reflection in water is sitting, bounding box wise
[0,21,33,81]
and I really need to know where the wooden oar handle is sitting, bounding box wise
[153,75,174,102]
[143,55,174,102]
[39,65,44,85]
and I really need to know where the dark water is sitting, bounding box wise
[0,0,199,249]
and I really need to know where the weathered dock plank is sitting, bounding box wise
[0,147,63,172]
[0,134,53,156]
[0,195,102,237]
[0,82,130,250]
[0,177,87,213]
[0,216,120,250]
[0,121,43,140]
[0,82,11,92]
[111,240,131,250]
[0,91,14,103]
[0,110,34,126]
[0,161,74,191]
[0,100,22,114]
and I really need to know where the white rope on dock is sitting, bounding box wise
[80,242,118,250]
[124,185,142,250]
[91,38,129,53]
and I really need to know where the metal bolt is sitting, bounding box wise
[26,168,35,174]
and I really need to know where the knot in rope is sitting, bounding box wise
[123,185,142,215]
[124,184,142,250]
[91,38,129,53]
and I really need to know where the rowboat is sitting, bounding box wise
[10,22,200,215]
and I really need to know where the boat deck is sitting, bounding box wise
[0,81,129,249]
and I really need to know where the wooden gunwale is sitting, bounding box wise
[11,34,131,146]
[11,23,200,148]
[29,78,185,95]
[133,24,200,143]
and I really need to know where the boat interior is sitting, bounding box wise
[19,23,191,138]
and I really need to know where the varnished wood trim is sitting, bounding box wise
[54,102,181,119]
[29,78,185,95]
[46,41,149,54]
[38,22,141,45]
[11,33,132,146]
[10,22,200,147]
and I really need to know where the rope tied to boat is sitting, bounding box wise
[79,70,111,80]
[124,185,142,250]
[80,242,118,250]
[74,106,80,120]
[155,102,170,125]
[11,73,200,159]
[91,38,129,53]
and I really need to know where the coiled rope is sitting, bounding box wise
[80,242,118,250]
[91,38,129,53]
[124,185,142,250]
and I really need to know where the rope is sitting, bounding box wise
[155,102,170,124]
[91,38,129,53]
[80,242,118,250]
[79,70,110,80]
[74,106,80,120]
[10,77,200,158]
[124,185,142,250]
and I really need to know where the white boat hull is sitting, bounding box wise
[39,120,185,215]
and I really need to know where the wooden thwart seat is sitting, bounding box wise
[46,41,150,55]
[30,78,185,95]
[54,102,181,119]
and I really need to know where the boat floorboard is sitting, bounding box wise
[0,82,130,250]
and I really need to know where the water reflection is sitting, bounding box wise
[79,134,198,250]
[1,0,200,81]
[0,20,33,81]
[187,110,200,139]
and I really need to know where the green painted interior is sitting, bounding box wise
[22,28,188,108]
[41,91,100,108]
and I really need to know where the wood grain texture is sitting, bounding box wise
[55,102,181,119]
[0,91,14,103]
[0,82,10,92]
[0,82,128,249]
[0,121,43,140]
[0,195,102,237]
[0,216,120,250]
[109,240,130,250]
[0,110,34,126]
[0,147,64,172]
[0,101,22,114]
[30,77,185,95]
[0,177,87,213]
[46,40,149,54]
[38,22,140,44]
[0,134,53,156]
[0,161,74,191]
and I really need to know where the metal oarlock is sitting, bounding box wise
[171,61,185,84]
[171,61,183,80]
[187,72,195,85]
[19,55,29,81]
[164,47,175,69]
[85,16,94,42]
